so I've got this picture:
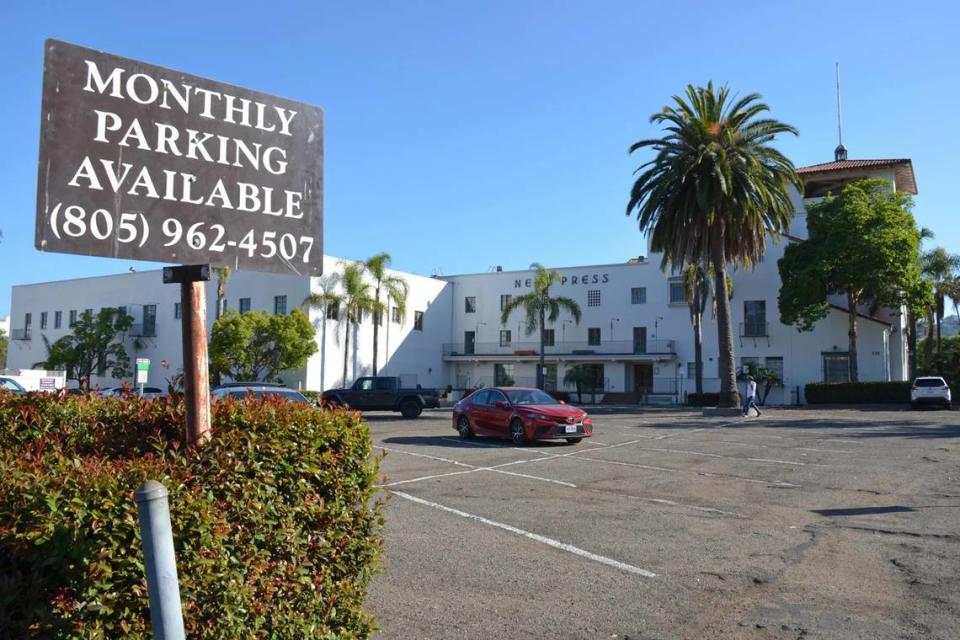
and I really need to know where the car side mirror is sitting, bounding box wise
[495,400,508,409]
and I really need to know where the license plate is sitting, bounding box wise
[565,424,578,433]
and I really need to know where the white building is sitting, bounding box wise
[6,157,916,403]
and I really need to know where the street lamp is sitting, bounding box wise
[653,316,664,339]
[610,317,621,341]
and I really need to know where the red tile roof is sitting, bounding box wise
[796,159,917,194]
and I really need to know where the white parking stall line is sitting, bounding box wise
[378,468,482,488]
[439,437,553,456]
[487,468,576,488]
[391,491,657,578]
[586,488,746,518]
[564,455,801,487]
[374,446,476,468]
[628,446,827,468]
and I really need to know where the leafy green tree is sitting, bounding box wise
[303,273,343,391]
[501,263,582,389]
[365,252,409,376]
[627,82,799,407]
[335,262,377,386]
[737,362,782,406]
[779,179,929,382]
[210,309,317,382]
[37,308,133,386]
[0,328,7,369]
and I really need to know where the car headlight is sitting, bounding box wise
[530,413,552,421]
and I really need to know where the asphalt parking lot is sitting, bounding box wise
[364,406,960,640]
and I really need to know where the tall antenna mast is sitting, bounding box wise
[834,62,848,161]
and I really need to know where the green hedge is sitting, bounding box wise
[804,381,912,404]
[686,392,720,407]
[0,391,383,638]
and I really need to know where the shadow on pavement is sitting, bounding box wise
[812,506,916,517]
[381,435,572,449]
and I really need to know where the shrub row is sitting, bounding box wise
[686,392,720,407]
[804,381,912,404]
[0,391,383,638]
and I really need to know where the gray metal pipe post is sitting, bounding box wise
[135,481,186,640]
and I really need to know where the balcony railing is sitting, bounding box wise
[444,339,676,357]
[128,323,157,338]
[11,328,32,341]
[739,321,768,338]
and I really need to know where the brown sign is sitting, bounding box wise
[35,39,323,275]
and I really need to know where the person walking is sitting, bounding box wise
[742,375,762,417]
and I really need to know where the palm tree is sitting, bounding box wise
[500,263,582,389]
[336,261,377,386]
[921,247,960,355]
[215,267,231,319]
[682,263,709,395]
[563,364,595,404]
[303,273,342,391]
[627,82,800,407]
[366,252,409,376]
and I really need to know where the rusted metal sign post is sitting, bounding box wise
[35,39,324,444]
[164,265,211,444]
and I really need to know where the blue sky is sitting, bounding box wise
[2,1,958,317]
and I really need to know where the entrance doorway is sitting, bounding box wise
[632,363,653,394]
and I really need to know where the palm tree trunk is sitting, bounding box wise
[538,308,546,389]
[711,244,739,407]
[923,308,934,367]
[936,292,943,354]
[694,313,703,395]
[320,315,327,391]
[343,319,350,386]
[907,308,918,379]
[372,286,381,375]
[847,291,860,383]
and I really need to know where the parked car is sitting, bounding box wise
[107,386,166,399]
[0,376,27,394]
[452,387,593,445]
[322,376,440,418]
[910,376,951,409]
[212,382,312,404]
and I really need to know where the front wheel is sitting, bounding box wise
[400,400,422,419]
[510,419,528,446]
[457,415,475,439]
[565,438,583,444]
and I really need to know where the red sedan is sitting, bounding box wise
[452,387,593,445]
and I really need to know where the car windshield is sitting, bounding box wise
[221,388,310,403]
[0,378,25,392]
[914,378,946,387]
[506,389,559,405]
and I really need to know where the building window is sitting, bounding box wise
[464,331,476,355]
[142,305,157,337]
[494,363,515,386]
[239,297,251,314]
[174,302,182,320]
[687,362,697,378]
[743,301,767,337]
[326,305,339,321]
[587,290,601,307]
[740,356,760,374]
[84,308,93,319]
[669,279,686,304]
[54,310,62,329]
[274,295,287,315]
[823,353,850,383]
[588,327,601,346]
[543,329,555,347]
[631,287,647,304]
[500,294,512,311]
[500,330,512,347]
[765,357,784,381]
[633,327,647,353]
[69,310,77,326]
[24,312,32,329]
[40,312,48,330]
[392,306,401,323]
[465,296,477,313]
[543,363,558,391]
[414,311,424,331]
